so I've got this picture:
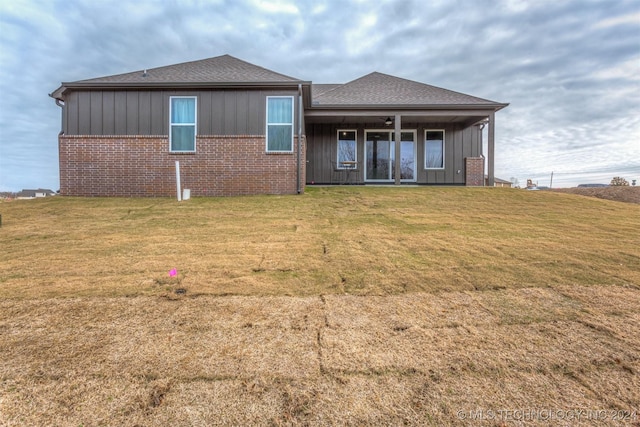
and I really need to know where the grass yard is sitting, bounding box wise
[1,187,639,425]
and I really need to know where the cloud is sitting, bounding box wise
[0,0,638,190]
[251,0,299,14]
[594,11,640,28]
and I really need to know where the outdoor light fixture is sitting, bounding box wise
[384,117,393,126]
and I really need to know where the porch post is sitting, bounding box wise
[394,114,401,185]
[487,112,495,187]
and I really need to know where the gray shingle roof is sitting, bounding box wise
[71,54,302,85]
[312,84,342,96]
[52,55,506,110]
[313,72,501,107]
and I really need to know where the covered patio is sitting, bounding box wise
[303,73,507,187]
[305,109,501,186]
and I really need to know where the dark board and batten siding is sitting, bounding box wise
[305,123,482,185]
[64,89,299,137]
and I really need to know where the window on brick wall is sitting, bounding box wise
[266,96,294,152]
[425,130,444,169]
[170,96,197,152]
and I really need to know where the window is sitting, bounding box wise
[266,96,294,152]
[425,130,444,169]
[170,96,197,152]
[364,130,416,182]
[337,130,357,168]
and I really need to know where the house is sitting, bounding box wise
[17,189,56,199]
[485,175,513,188]
[50,55,508,197]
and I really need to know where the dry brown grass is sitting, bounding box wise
[1,187,638,299]
[1,286,638,425]
[553,186,640,204]
[1,187,639,425]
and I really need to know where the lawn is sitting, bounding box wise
[1,187,639,425]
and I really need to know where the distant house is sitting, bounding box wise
[485,175,513,188]
[50,55,508,197]
[577,184,608,188]
[17,189,56,199]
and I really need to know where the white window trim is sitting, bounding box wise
[424,129,445,170]
[266,96,294,153]
[364,129,393,183]
[337,129,357,169]
[400,130,418,182]
[363,129,417,182]
[169,96,197,153]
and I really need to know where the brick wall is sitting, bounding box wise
[59,135,305,197]
[465,157,485,187]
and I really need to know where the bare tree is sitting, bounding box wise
[610,176,629,186]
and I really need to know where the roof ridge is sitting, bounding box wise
[370,71,498,104]
[68,54,302,85]
[313,70,505,106]
[210,54,303,82]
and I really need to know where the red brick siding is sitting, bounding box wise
[465,157,484,187]
[59,135,305,197]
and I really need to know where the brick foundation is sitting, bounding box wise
[59,135,305,197]
[465,157,485,187]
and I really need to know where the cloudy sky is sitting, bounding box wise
[0,0,638,191]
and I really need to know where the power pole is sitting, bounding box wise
[550,171,554,189]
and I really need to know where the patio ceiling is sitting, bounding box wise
[304,109,493,127]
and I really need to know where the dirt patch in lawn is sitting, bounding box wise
[1,284,639,426]
[553,186,640,204]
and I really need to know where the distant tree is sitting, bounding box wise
[610,176,629,186]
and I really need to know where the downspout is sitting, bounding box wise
[54,98,65,135]
[477,121,485,186]
[297,83,303,194]
[52,96,65,195]
[394,114,401,185]
[487,111,495,187]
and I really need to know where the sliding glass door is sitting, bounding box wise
[365,130,416,182]
[365,132,391,180]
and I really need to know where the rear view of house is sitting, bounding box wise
[50,55,507,197]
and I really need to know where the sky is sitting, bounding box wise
[0,0,638,191]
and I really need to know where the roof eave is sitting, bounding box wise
[60,80,311,90]
[308,103,509,111]
[49,86,65,100]
[51,80,312,100]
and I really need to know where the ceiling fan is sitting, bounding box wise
[375,117,393,126]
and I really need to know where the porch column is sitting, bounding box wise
[394,114,401,185]
[487,112,495,187]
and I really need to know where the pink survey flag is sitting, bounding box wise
[169,268,177,277]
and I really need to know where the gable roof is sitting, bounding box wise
[76,54,302,84]
[312,72,504,108]
[50,55,507,111]
[51,55,306,98]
